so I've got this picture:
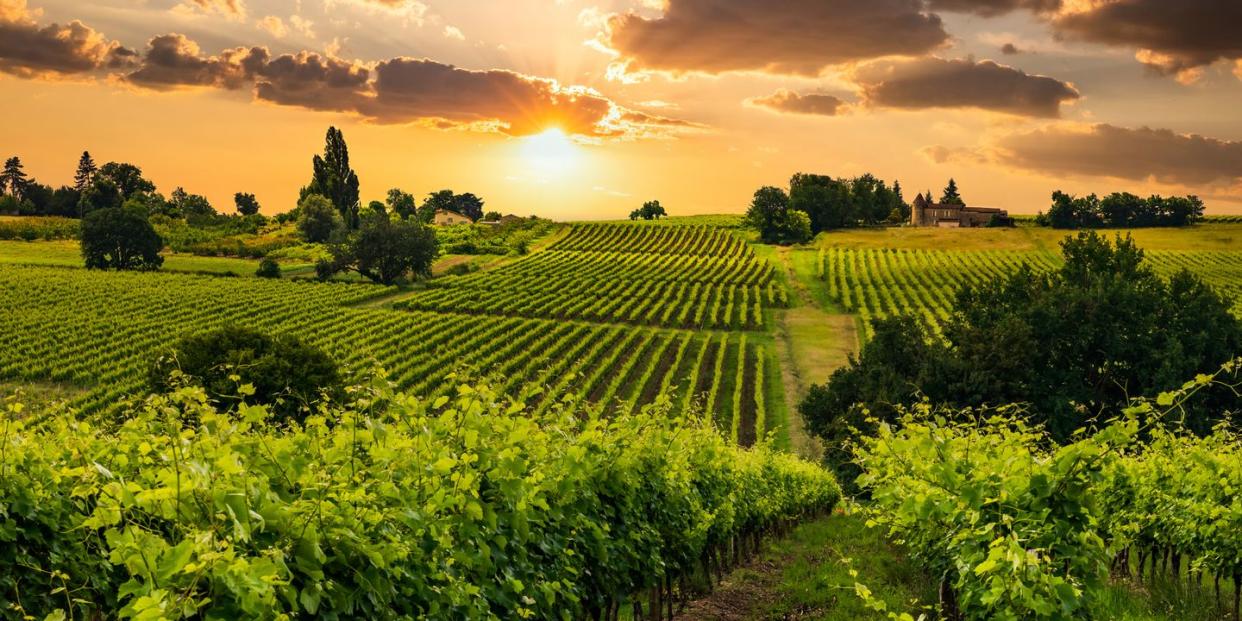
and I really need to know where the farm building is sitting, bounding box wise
[432,208,471,225]
[909,193,1010,228]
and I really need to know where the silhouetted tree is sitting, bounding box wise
[632,200,667,220]
[170,187,216,223]
[1,157,28,198]
[419,190,456,223]
[367,200,387,217]
[386,188,416,220]
[80,205,164,270]
[73,151,97,191]
[77,178,124,215]
[745,186,811,244]
[940,178,964,206]
[304,127,360,228]
[453,192,485,221]
[97,162,155,199]
[234,192,261,216]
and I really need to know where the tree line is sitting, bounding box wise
[745,172,911,244]
[1036,190,1204,228]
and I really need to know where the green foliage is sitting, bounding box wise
[785,172,905,232]
[1039,191,1204,229]
[0,379,838,619]
[385,188,417,220]
[745,186,811,244]
[296,193,342,243]
[433,217,555,255]
[255,256,281,278]
[420,190,486,223]
[629,200,668,221]
[80,206,164,271]
[0,216,78,241]
[805,233,1242,455]
[939,178,964,206]
[233,192,261,216]
[304,126,361,229]
[96,162,156,200]
[148,326,341,422]
[322,214,439,284]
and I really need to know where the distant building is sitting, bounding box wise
[909,193,1010,228]
[477,214,522,227]
[432,208,471,226]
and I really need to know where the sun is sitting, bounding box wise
[520,127,580,177]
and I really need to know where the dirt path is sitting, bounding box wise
[770,247,858,460]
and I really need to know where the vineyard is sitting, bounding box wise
[819,247,1242,339]
[0,224,782,443]
[397,224,786,330]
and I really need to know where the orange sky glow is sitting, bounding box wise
[2,0,1241,219]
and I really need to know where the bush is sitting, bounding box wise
[255,257,281,278]
[80,206,164,270]
[0,216,80,241]
[148,326,342,422]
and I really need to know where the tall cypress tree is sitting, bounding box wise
[1,157,28,198]
[306,127,361,229]
[74,151,98,191]
[940,178,964,206]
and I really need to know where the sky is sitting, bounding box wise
[2,0,1241,219]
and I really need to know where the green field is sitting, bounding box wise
[0,239,278,276]
[1,224,784,445]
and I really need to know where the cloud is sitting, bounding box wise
[0,0,136,78]
[251,51,372,112]
[1000,43,1020,55]
[1050,0,1242,80]
[601,0,949,76]
[442,25,464,40]
[124,34,265,90]
[994,123,1242,186]
[852,56,1079,117]
[747,89,846,116]
[256,16,286,38]
[925,0,1060,17]
[181,0,246,18]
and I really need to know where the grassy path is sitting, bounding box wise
[675,509,935,621]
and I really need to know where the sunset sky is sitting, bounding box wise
[2,0,1241,219]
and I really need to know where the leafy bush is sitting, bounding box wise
[0,381,839,619]
[80,206,163,270]
[148,326,341,422]
[255,257,281,278]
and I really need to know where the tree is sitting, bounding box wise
[632,200,667,221]
[367,200,387,217]
[234,192,261,216]
[1,157,28,198]
[97,162,155,199]
[74,151,97,191]
[940,178,964,206]
[483,210,503,222]
[169,187,216,223]
[305,127,361,229]
[745,186,810,244]
[321,216,439,284]
[148,326,342,423]
[386,188,417,220]
[49,186,81,217]
[256,257,281,278]
[297,193,342,243]
[80,205,164,270]
[77,177,124,215]
[800,232,1242,472]
[789,173,850,232]
[419,189,456,223]
[453,193,485,221]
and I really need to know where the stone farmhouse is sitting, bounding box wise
[432,208,471,226]
[909,193,1010,228]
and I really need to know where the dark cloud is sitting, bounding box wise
[0,0,135,78]
[125,34,265,89]
[853,57,1079,117]
[252,51,371,112]
[1050,0,1242,78]
[925,0,1060,17]
[1000,43,1020,55]
[995,123,1242,185]
[603,0,949,76]
[748,89,846,116]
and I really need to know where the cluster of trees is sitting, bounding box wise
[800,232,1242,487]
[1037,191,1204,228]
[745,172,908,243]
[628,200,667,221]
[289,128,440,285]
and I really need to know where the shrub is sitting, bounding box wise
[148,326,342,422]
[255,257,281,278]
[80,206,164,270]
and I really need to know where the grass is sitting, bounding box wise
[0,239,281,276]
[815,222,1242,252]
[677,508,936,620]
